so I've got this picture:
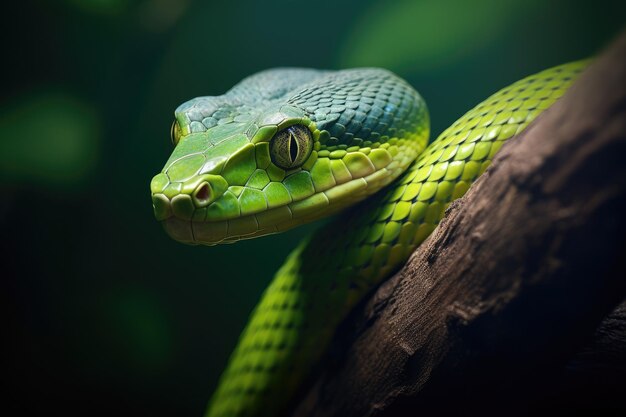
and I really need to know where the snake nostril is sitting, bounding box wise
[194,182,212,206]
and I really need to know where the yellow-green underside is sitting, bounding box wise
[205,60,589,417]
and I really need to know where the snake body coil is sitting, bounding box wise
[151,61,588,416]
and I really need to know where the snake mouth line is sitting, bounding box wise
[159,169,397,245]
[163,211,312,246]
[162,217,277,246]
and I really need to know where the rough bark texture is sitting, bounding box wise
[290,31,626,417]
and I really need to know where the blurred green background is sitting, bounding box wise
[2,0,623,415]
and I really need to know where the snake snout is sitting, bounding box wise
[150,173,230,222]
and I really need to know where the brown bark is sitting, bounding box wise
[291,30,626,417]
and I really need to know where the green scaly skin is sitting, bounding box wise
[150,61,588,416]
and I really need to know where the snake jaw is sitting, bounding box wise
[163,217,197,245]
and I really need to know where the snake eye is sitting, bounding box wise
[269,125,313,170]
[170,120,182,146]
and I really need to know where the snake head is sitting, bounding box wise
[151,68,429,245]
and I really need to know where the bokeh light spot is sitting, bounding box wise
[338,0,537,73]
[0,92,100,188]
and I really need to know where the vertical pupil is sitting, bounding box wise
[289,132,298,163]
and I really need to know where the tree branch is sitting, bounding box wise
[291,30,626,417]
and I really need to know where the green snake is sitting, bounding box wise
[150,60,588,416]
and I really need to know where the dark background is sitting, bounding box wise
[2,0,624,415]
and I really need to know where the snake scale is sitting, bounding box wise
[150,60,588,416]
